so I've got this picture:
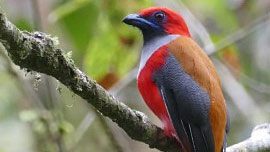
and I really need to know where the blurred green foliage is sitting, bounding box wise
[184,0,239,36]
[51,0,152,80]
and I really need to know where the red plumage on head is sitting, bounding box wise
[139,7,191,37]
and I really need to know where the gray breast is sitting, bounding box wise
[137,34,180,78]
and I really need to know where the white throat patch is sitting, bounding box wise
[138,34,180,77]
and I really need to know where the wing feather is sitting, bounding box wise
[155,57,214,152]
[167,37,228,152]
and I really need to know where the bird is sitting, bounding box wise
[123,7,229,152]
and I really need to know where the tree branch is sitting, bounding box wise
[227,123,270,152]
[0,13,179,152]
[0,12,270,152]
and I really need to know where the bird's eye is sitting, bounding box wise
[154,12,165,22]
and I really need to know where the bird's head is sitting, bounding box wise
[123,7,190,41]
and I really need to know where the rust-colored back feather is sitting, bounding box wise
[168,37,227,152]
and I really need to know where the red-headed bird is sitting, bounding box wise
[123,7,229,152]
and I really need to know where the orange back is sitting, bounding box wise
[168,37,227,152]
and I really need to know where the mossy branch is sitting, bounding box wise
[0,13,180,152]
[0,12,270,152]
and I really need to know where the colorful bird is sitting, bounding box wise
[123,7,229,152]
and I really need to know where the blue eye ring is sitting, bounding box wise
[154,12,165,23]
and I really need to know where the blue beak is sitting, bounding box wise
[122,14,160,30]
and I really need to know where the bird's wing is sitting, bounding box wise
[159,83,213,152]
[168,37,227,152]
[154,37,227,152]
